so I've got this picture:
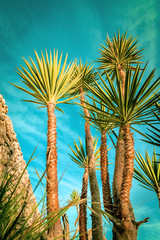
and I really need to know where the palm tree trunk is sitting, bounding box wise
[112,67,126,204]
[79,166,88,240]
[80,87,103,240]
[113,126,125,202]
[62,213,70,240]
[100,130,112,213]
[47,102,63,239]
[120,123,134,228]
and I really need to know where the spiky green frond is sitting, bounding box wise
[134,150,160,192]
[69,137,100,168]
[11,50,82,110]
[70,60,97,95]
[142,98,160,147]
[82,97,117,132]
[98,31,143,75]
[67,190,80,204]
[83,64,160,126]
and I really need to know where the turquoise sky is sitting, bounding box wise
[0,0,160,239]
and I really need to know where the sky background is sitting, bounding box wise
[0,0,160,239]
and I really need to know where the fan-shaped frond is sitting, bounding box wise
[83,64,160,126]
[67,190,80,204]
[69,137,100,168]
[11,50,82,110]
[98,31,143,75]
[134,150,160,192]
[142,98,160,148]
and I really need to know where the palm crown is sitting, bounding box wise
[71,60,97,95]
[83,64,160,126]
[69,137,100,168]
[11,50,81,111]
[98,31,143,76]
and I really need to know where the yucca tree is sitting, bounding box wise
[11,50,82,239]
[71,62,103,240]
[98,32,144,214]
[69,137,100,240]
[134,150,160,207]
[83,64,160,239]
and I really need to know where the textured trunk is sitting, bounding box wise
[117,64,126,97]
[79,167,88,240]
[62,213,70,240]
[120,123,134,229]
[100,130,112,213]
[112,126,125,205]
[112,224,138,240]
[80,87,103,240]
[113,66,126,204]
[47,102,63,240]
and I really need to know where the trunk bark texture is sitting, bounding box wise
[100,130,112,213]
[120,123,134,227]
[62,213,70,240]
[47,102,63,240]
[80,87,103,240]
[113,66,126,204]
[79,167,88,240]
[112,126,125,207]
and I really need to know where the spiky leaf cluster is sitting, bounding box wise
[69,137,100,168]
[83,64,160,126]
[11,50,82,111]
[98,31,143,76]
[134,150,160,192]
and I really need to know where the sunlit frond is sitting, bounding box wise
[98,31,143,75]
[134,150,160,192]
[69,137,100,168]
[83,64,160,126]
[11,50,82,110]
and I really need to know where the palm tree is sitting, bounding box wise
[11,50,82,239]
[69,137,100,240]
[97,32,143,221]
[83,64,160,239]
[71,62,103,240]
[134,150,160,207]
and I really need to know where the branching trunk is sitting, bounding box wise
[80,87,103,240]
[79,167,88,240]
[100,130,112,213]
[47,102,63,239]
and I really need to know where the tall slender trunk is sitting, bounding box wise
[47,102,63,239]
[113,126,125,203]
[100,130,112,213]
[79,166,88,240]
[120,123,134,227]
[80,87,103,240]
[62,213,70,240]
[112,67,126,215]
